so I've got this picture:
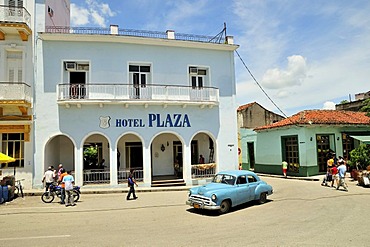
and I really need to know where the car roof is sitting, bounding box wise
[216,170,257,177]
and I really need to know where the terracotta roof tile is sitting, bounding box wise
[237,102,256,111]
[254,110,370,131]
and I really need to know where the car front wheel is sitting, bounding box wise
[258,192,267,204]
[218,200,230,214]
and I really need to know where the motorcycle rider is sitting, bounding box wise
[42,166,55,192]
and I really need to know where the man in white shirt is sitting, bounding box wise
[42,166,55,192]
[337,162,348,191]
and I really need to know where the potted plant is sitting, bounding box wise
[349,144,370,180]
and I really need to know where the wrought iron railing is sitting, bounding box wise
[45,26,226,44]
[0,5,31,27]
[0,82,31,102]
[57,84,219,103]
[82,169,143,184]
[191,163,217,178]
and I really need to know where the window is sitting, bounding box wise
[342,133,354,161]
[1,133,24,168]
[7,51,23,82]
[129,64,151,99]
[282,136,299,173]
[247,175,257,183]
[237,175,247,184]
[189,67,207,88]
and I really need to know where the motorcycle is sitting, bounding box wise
[41,183,81,203]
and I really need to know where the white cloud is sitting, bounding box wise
[322,102,336,110]
[70,4,89,26]
[261,55,308,89]
[70,0,116,27]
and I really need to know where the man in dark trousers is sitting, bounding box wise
[127,172,138,200]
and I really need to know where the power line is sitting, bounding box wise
[235,50,289,119]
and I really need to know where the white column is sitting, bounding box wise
[74,146,83,186]
[110,148,118,186]
[183,143,192,185]
[143,145,152,186]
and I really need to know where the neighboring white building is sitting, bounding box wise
[1,0,239,189]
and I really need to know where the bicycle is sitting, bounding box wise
[15,179,25,198]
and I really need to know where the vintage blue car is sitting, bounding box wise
[186,170,273,214]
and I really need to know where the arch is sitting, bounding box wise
[150,131,185,179]
[190,131,217,178]
[82,132,111,171]
[44,134,75,173]
[116,132,145,183]
[80,133,111,185]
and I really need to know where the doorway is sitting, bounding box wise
[69,71,86,99]
[247,142,255,169]
[316,134,335,172]
[125,142,143,171]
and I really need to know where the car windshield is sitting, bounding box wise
[212,174,236,185]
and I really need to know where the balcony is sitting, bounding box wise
[57,84,219,107]
[0,82,31,106]
[0,5,32,41]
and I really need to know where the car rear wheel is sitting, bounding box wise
[258,192,267,204]
[218,200,230,214]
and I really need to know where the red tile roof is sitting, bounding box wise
[254,110,370,131]
[237,102,256,111]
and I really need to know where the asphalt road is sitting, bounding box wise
[0,176,369,247]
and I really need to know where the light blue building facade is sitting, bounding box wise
[31,2,239,188]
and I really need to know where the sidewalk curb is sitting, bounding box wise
[21,174,322,196]
[23,186,192,197]
[256,173,321,182]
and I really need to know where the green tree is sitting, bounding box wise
[360,98,370,117]
[84,146,98,165]
[349,143,370,168]
[340,100,349,104]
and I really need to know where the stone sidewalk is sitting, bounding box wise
[21,173,324,196]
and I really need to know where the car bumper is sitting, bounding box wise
[186,200,220,210]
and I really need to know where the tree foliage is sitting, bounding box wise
[349,144,370,168]
[340,100,349,104]
[360,98,370,117]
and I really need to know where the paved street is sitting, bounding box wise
[1,176,369,247]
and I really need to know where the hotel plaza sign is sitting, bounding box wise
[99,114,191,129]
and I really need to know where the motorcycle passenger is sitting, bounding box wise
[58,168,67,204]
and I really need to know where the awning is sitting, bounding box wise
[0,152,16,163]
[350,135,370,144]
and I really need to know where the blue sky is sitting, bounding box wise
[70,0,370,116]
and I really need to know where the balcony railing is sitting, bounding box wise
[57,84,219,103]
[0,82,31,102]
[45,26,226,44]
[191,163,217,178]
[0,5,31,27]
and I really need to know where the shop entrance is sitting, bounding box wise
[316,134,335,172]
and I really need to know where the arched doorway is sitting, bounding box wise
[83,134,109,184]
[151,133,183,180]
[117,133,144,183]
[44,135,75,173]
[191,132,216,178]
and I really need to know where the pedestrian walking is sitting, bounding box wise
[62,170,76,207]
[126,172,138,200]
[42,166,55,192]
[337,157,348,191]
[282,161,288,178]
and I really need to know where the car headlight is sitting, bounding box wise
[211,194,217,201]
